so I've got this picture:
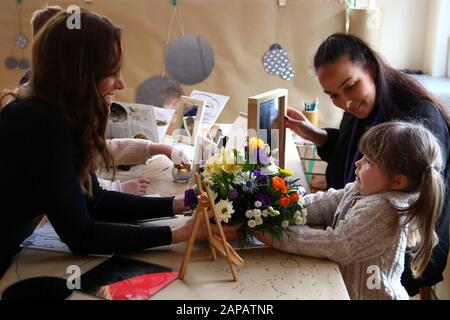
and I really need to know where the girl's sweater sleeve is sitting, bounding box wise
[272,195,400,265]
[302,186,347,226]
[107,138,152,165]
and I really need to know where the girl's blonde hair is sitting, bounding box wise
[359,121,445,278]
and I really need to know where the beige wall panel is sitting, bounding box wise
[0,0,345,127]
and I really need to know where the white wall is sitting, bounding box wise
[356,0,450,76]
[376,0,429,71]
[423,0,450,76]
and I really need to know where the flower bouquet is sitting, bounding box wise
[184,137,307,245]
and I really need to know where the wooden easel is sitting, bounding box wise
[178,173,244,282]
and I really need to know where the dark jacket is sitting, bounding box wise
[0,99,174,274]
[317,100,450,296]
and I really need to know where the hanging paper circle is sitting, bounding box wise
[15,34,28,49]
[263,43,295,81]
[165,35,215,85]
[5,56,18,69]
[135,75,184,108]
[18,58,30,70]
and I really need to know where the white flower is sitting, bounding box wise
[295,216,307,225]
[281,220,290,229]
[255,216,263,226]
[294,210,301,218]
[253,209,261,217]
[214,199,235,223]
[245,210,254,218]
[254,201,262,208]
[248,219,257,228]
[301,208,308,217]
[262,163,279,175]
[261,209,269,217]
[268,206,280,217]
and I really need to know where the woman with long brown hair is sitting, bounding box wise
[0,10,233,276]
[286,33,450,296]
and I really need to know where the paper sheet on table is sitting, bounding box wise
[20,222,71,254]
[190,90,229,131]
[153,106,176,143]
[105,102,159,143]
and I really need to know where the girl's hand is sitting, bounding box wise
[254,231,273,246]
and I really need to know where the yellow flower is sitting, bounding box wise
[204,153,222,175]
[222,163,243,174]
[279,168,294,176]
[216,149,243,174]
[248,137,266,150]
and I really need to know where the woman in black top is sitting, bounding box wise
[286,33,450,296]
[0,10,233,276]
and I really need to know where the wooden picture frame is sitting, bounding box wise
[170,95,206,146]
[247,89,287,168]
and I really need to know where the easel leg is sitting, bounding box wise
[202,207,217,261]
[178,206,204,280]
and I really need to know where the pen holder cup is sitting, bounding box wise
[303,110,319,127]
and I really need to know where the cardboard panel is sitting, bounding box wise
[0,0,345,127]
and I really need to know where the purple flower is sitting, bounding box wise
[253,169,268,183]
[184,188,197,207]
[254,193,271,208]
[253,147,270,165]
[228,188,238,200]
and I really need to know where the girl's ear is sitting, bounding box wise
[390,174,409,191]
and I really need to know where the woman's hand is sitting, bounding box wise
[170,147,190,165]
[171,216,242,243]
[172,193,190,215]
[148,144,189,165]
[285,107,328,147]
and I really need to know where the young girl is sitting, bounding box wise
[285,33,450,295]
[257,121,445,299]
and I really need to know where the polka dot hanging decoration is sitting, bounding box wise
[4,0,30,71]
[263,44,295,81]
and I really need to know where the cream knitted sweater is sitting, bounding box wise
[273,183,418,300]
[98,138,152,191]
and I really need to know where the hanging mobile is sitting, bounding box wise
[262,1,295,81]
[5,0,30,71]
[263,43,295,81]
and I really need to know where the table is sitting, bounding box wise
[0,131,348,300]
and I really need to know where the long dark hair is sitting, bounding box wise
[18,10,121,195]
[314,33,450,123]
[360,121,445,277]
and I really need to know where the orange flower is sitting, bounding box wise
[279,197,291,207]
[290,193,299,203]
[281,187,289,195]
[272,176,286,191]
